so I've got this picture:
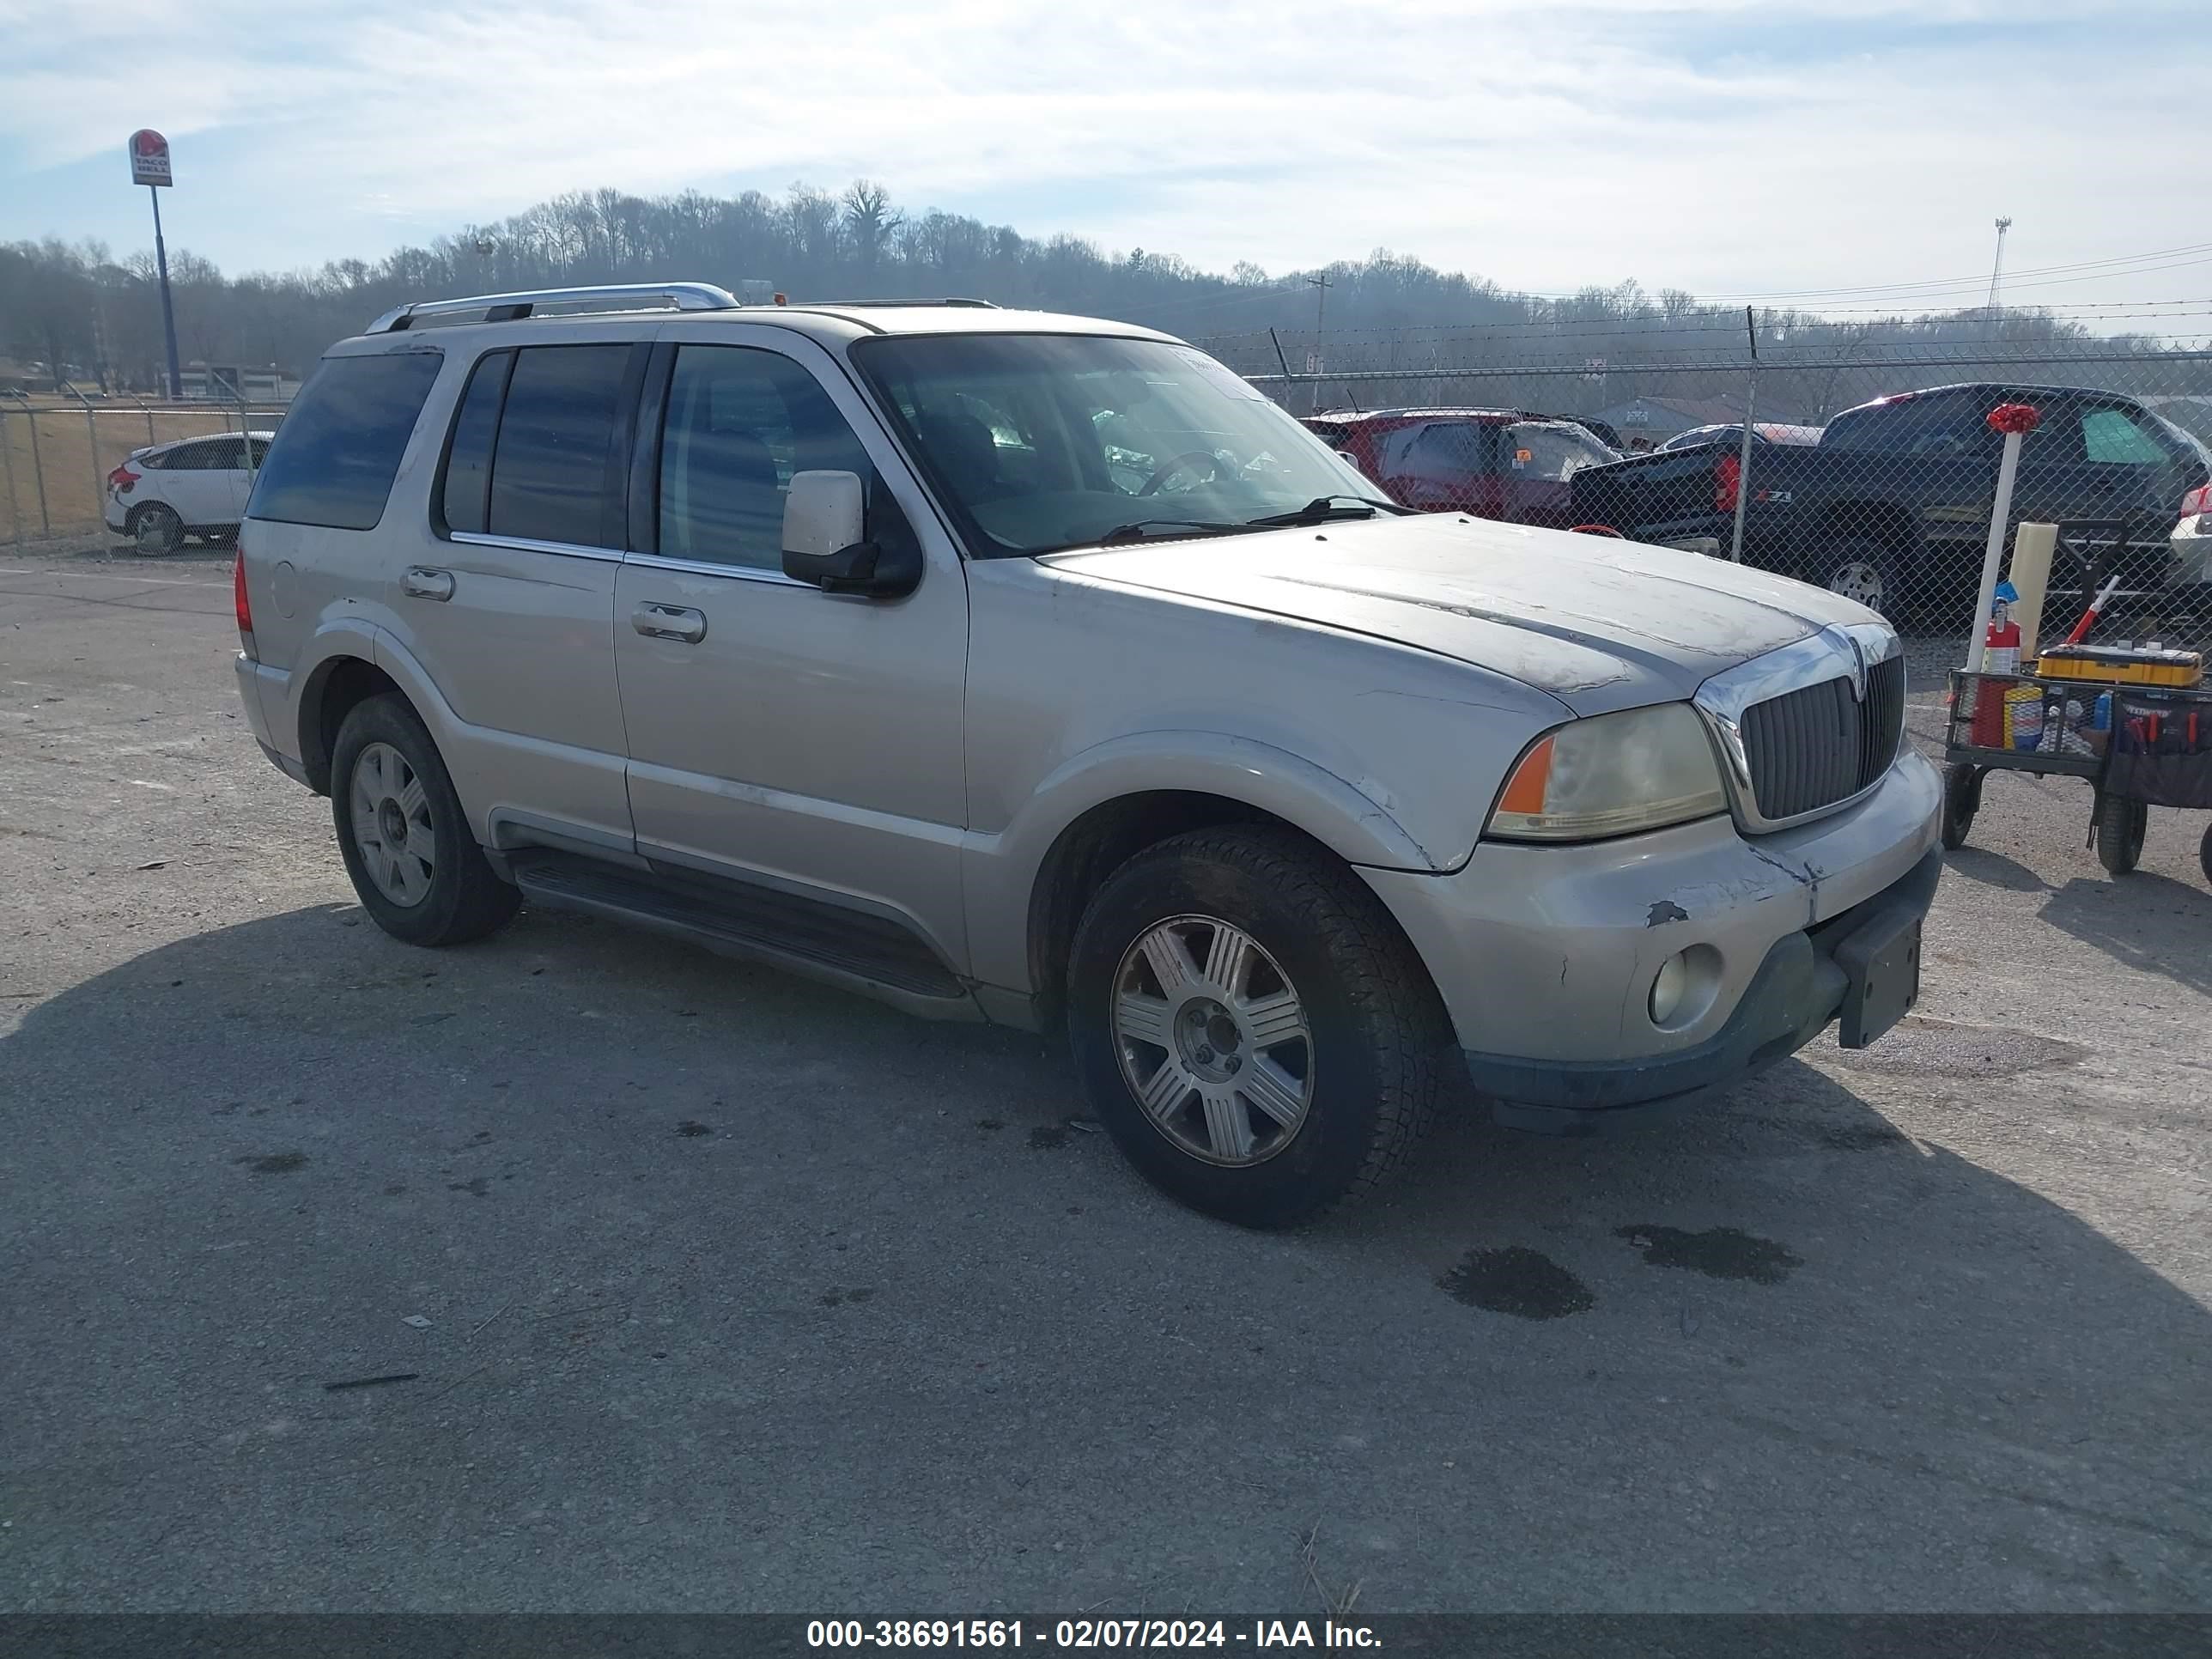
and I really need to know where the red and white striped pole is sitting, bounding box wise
[1966,402,2041,672]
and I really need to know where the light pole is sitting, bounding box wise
[1987,217,2012,312]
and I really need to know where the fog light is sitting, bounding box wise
[1650,952,1691,1024]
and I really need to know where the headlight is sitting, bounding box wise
[1487,702,1728,842]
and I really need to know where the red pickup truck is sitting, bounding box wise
[1303,409,1620,528]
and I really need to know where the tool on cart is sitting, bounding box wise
[2059,574,2124,648]
[2035,644,2203,689]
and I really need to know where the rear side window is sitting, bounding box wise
[487,344,633,545]
[248,351,443,531]
[1506,422,1610,482]
[439,350,512,535]
[1823,390,1990,457]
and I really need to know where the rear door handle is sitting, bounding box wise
[402,567,454,601]
[632,602,707,643]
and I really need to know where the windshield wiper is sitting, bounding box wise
[1096,519,1250,544]
[1242,495,1402,527]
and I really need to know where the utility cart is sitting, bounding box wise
[1942,667,2212,885]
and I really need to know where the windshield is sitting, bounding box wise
[849,332,1390,556]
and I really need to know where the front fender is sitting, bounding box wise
[960,728,1440,999]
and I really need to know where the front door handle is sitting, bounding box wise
[632,602,708,643]
[402,567,455,601]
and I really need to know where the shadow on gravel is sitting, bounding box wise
[2041,872,2212,997]
[3,902,2209,1607]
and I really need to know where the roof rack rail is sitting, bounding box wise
[802,297,999,309]
[365,282,741,335]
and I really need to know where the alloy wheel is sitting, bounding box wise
[1110,914,1315,1166]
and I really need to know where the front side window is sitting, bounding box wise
[656,345,873,570]
[248,349,443,532]
[487,344,633,546]
[850,333,1384,556]
[2081,406,2172,466]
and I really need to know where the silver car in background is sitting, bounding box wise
[231,283,1942,1227]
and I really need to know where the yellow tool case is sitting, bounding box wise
[2032,645,2203,688]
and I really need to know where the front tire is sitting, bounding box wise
[1066,827,1455,1228]
[331,695,520,945]
[1940,763,1983,851]
[2094,792,2148,878]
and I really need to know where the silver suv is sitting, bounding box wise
[233,283,1942,1227]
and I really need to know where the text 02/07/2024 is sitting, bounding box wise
[804,1619,1382,1648]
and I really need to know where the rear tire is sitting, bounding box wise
[1940,763,1983,852]
[2199,823,2212,890]
[1818,537,1902,619]
[130,502,184,555]
[2094,792,2148,878]
[331,695,520,945]
[1066,826,1456,1228]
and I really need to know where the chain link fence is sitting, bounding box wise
[2,394,289,553]
[1202,329,2212,653]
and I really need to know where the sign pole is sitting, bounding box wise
[149,185,182,399]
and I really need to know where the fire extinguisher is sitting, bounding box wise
[1984,580,2021,675]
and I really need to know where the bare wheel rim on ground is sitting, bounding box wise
[350,740,435,907]
[1111,913,1315,1167]
[1828,560,1885,608]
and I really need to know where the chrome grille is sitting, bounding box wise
[1738,654,1905,823]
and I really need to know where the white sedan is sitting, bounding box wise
[104,431,274,552]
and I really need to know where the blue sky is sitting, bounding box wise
[3,0,2206,319]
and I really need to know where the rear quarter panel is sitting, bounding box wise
[242,339,464,763]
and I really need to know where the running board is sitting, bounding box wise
[507,850,968,1003]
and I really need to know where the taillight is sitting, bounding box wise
[107,463,139,495]
[234,552,256,658]
[1714,453,1741,514]
[2181,482,2212,519]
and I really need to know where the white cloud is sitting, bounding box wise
[2,0,2204,309]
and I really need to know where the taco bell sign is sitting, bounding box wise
[129,129,173,187]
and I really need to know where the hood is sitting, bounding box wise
[1043,513,1880,714]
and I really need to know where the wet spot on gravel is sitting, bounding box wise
[234,1152,307,1175]
[1437,1247,1595,1320]
[1826,1015,2087,1079]
[1818,1122,1911,1152]
[675,1120,713,1138]
[819,1287,876,1307]
[1615,1225,1801,1284]
[447,1176,489,1198]
[1028,1125,1068,1150]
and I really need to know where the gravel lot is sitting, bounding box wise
[3,547,2209,1613]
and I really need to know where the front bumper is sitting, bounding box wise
[1361,749,1943,1129]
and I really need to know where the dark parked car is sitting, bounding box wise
[1656,422,1823,453]
[1570,383,2212,617]
[1305,408,1619,527]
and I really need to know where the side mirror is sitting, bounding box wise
[781,471,920,597]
